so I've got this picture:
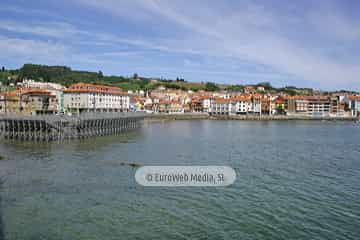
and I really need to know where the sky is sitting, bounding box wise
[0,0,359,91]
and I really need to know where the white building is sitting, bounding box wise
[257,86,265,92]
[202,98,213,113]
[18,79,65,91]
[207,96,260,115]
[229,96,252,115]
[210,98,230,115]
[63,83,130,113]
[348,96,360,117]
[249,97,262,114]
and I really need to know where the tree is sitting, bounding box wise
[226,84,244,92]
[204,82,219,91]
[1,66,4,72]
[98,70,103,78]
[133,73,139,80]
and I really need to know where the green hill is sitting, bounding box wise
[0,64,226,92]
[0,63,340,95]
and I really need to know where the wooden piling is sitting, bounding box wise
[0,112,144,142]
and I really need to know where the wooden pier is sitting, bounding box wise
[0,112,145,141]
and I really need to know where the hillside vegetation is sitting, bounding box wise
[0,63,344,96]
[0,64,227,92]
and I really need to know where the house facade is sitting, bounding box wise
[229,96,251,115]
[286,96,332,116]
[0,89,58,115]
[348,96,360,116]
[63,83,130,113]
[210,98,231,115]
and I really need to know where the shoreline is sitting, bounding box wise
[145,113,359,121]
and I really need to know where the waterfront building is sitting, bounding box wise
[249,95,262,114]
[285,96,332,116]
[63,83,130,113]
[286,97,308,114]
[347,95,360,117]
[202,98,213,113]
[329,96,348,117]
[129,96,138,111]
[158,100,184,113]
[17,79,66,113]
[261,96,271,114]
[306,97,331,116]
[229,96,251,115]
[145,103,156,113]
[210,98,231,115]
[0,89,58,115]
[183,103,191,113]
[189,99,203,112]
[150,89,189,102]
[208,95,263,116]
[130,96,147,111]
[271,97,286,115]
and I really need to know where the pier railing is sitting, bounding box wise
[0,112,146,141]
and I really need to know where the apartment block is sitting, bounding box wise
[63,83,130,113]
[286,96,331,116]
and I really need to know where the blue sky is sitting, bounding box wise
[0,0,359,90]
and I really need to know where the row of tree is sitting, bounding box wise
[4,64,224,92]
[0,64,322,94]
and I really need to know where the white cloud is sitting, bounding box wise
[2,0,360,89]
[0,36,68,59]
[0,20,87,38]
[78,0,359,90]
[74,0,158,23]
[0,36,111,66]
[0,5,54,17]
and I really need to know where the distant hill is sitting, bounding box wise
[1,64,356,95]
[0,64,225,92]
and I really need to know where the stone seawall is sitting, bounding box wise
[145,113,209,121]
[145,113,358,121]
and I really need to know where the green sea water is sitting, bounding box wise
[0,120,359,239]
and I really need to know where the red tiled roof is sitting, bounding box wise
[348,95,360,100]
[230,95,251,101]
[1,88,54,97]
[284,96,329,100]
[274,99,285,104]
[64,83,127,95]
[213,98,231,103]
